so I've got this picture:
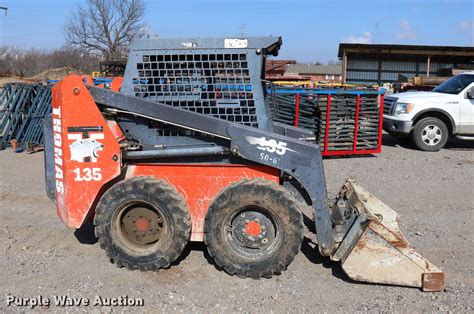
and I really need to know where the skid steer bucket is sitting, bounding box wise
[332,179,445,292]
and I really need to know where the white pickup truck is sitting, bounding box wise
[383,72,474,151]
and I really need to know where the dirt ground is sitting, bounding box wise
[0,68,77,87]
[0,134,472,312]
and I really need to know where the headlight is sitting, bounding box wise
[394,102,414,116]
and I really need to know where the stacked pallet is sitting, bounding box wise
[269,86,384,156]
[271,92,320,131]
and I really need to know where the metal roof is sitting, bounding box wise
[286,64,341,75]
[131,36,282,56]
[338,43,474,58]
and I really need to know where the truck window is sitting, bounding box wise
[433,74,474,95]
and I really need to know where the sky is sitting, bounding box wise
[0,0,472,63]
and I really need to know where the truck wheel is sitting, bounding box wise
[204,179,304,278]
[94,176,191,271]
[411,117,449,151]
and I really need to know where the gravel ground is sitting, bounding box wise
[0,134,472,312]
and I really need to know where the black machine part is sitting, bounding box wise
[89,86,338,256]
[43,113,56,202]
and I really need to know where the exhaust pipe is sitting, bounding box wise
[331,179,445,292]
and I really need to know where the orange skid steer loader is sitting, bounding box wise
[44,37,444,291]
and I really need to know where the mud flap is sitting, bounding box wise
[331,179,445,292]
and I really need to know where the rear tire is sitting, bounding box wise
[204,178,304,278]
[94,176,191,271]
[411,117,448,151]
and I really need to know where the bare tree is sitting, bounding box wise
[327,59,342,66]
[0,46,100,77]
[65,0,146,61]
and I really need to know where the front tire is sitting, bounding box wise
[411,117,448,151]
[94,176,191,271]
[204,179,304,279]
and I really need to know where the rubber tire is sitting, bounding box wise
[411,117,449,151]
[204,178,304,279]
[94,176,191,271]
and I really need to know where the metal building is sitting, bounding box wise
[338,43,474,84]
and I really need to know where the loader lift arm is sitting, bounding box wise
[89,86,336,256]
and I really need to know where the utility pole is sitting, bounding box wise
[0,6,7,15]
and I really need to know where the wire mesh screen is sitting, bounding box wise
[131,53,258,136]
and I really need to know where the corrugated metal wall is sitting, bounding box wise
[345,58,456,84]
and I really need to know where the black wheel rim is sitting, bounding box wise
[225,206,282,260]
